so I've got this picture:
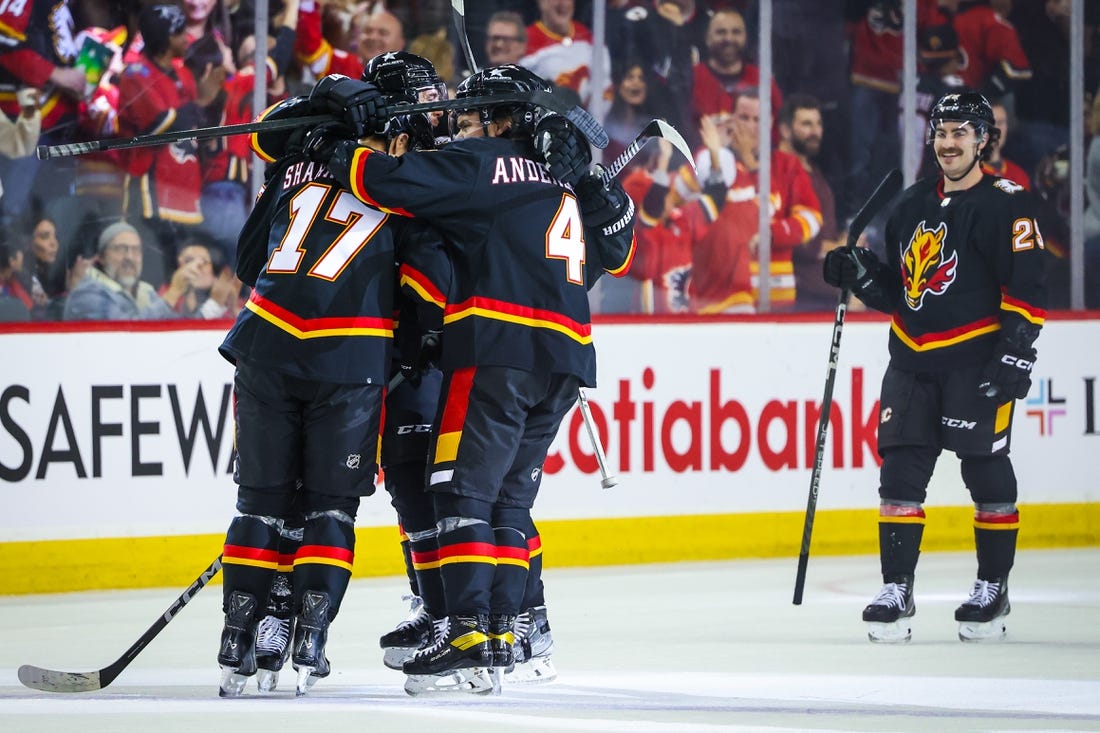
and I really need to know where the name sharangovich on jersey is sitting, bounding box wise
[2,367,1095,484]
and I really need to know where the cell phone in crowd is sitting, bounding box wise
[184,34,224,79]
[73,33,115,98]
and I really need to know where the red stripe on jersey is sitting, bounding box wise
[445,296,592,339]
[606,233,638,277]
[1000,293,1046,323]
[350,147,413,216]
[399,263,447,306]
[248,291,394,333]
[296,544,355,564]
[975,511,1019,524]
[891,314,1000,349]
[438,541,497,560]
[223,545,281,563]
[438,367,475,436]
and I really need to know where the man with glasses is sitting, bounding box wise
[63,221,199,320]
[485,11,527,66]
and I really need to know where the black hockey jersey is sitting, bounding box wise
[220,155,400,384]
[331,136,636,386]
[860,174,1047,371]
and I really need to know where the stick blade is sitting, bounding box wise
[654,119,695,175]
[19,664,104,693]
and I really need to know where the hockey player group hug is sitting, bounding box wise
[210,47,1046,697]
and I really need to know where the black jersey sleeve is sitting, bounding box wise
[988,181,1048,351]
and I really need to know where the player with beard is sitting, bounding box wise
[780,93,844,312]
[824,91,1047,644]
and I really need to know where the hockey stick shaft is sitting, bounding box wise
[793,169,902,605]
[38,88,608,160]
[577,388,617,489]
[18,555,223,692]
[451,0,479,74]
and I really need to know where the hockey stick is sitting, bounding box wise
[577,388,617,489]
[18,555,223,692]
[601,118,695,184]
[451,0,479,75]
[792,168,902,606]
[37,88,608,160]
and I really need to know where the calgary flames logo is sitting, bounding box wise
[902,221,957,310]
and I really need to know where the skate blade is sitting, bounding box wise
[404,668,494,696]
[218,666,250,697]
[382,646,417,670]
[505,656,558,685]
[958,619,1008,642]
[295,666,323,697]
[866,620,912,644]
[490,666,503,695]
[256,668,280,692]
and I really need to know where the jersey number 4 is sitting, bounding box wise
[267,182,387,280]
[546,194,586,286]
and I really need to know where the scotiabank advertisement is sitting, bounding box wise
[1,316,1098,542]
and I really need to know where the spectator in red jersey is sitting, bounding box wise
[690,9,781,150]
[945,0,1031,100]
[202,0,300,266]
[520,0,611,110]
[982,99,1031,188]
[0,0,85,224]
[296,0,405,80]
[484,11,527,67]
[780,93,844,313]
[842,0,946,221]
[710,90,822,312]
[117,4,225,280]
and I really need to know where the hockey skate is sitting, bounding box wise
[402,614,494,696]
[291,591,332,697]
[217,591,258,697]
[507,605,557,684]
[488,614,517,693]
[255,574,293,692]
[380,595,433,670]
[955,578,1010,642]
[862,578,915,644]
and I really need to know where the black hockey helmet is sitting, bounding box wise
[927,91,1000,157]
[454,64,553,137]
[361,51,446,150]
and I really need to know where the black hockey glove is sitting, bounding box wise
[300,120,356,163]
[309,74,389,138]
[534,114,591,186]
[978,341,1036,400]
[822,246,881,290]
[576,167,635,235]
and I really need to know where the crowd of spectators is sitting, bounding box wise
[0,0,1097,322]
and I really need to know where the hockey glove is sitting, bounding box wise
[399,330,442,388]
[822,246,881,290]
[309,74,389,138]
[534,114,591,186]
[576,167,635,235]
[300,120,356,163]
[978,341,1036,400]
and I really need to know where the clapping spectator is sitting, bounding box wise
[64,221,185,321]
[159,240,242,319]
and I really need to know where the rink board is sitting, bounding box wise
[2,315,1098,593]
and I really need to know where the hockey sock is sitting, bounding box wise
[490,525,530,616]
[521,524,546,609]
[436,518,495,615]
[878,502,925,582]
[974,503,1019,580]
[222,514,281,611]
[398,525,419,596]
[294,510,355,620]
[408,528,445,616]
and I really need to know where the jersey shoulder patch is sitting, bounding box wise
[993,177,1024,194]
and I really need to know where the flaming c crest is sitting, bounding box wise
[902,221,957,310]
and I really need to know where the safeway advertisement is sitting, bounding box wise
[2,317,1098,541]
